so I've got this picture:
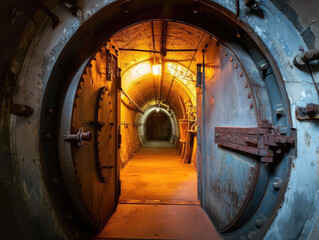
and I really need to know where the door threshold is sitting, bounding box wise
[119,199,200,205]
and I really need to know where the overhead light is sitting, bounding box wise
[156,107,160,112]
[152,64,161,75]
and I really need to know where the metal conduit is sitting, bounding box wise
[121,89,145,114]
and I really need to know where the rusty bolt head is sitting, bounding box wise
[247,93,251,99]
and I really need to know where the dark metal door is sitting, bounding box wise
[197,41,276,232]
[58,45,120,231]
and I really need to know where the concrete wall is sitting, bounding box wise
[120,96,141,167]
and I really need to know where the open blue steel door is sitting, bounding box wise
[196,38,286,235]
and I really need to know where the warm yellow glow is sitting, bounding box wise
[152,64,161,75]
[167,62,194,82]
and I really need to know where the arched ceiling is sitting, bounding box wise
[111,21,210,111]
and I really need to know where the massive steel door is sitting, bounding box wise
[58,44,121,232]
[197,39,294,239]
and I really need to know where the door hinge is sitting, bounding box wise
[214,123,294,163]
[295,103,319,120]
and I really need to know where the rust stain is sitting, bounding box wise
[292,161,295,169]
[304,132,311,147]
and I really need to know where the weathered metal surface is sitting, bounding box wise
[96,87,116,182]
[295,103,319,120]
[293,50,319,66]
[215,124,294,163]
[58,45,119,230]
[198,40,271,232]
[31,0,60,29]
[10,102,34,116]
[6,0,318,239]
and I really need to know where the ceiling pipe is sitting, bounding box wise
[165,77,175,103]
[118,48,197,52]
[118,48,160,53]
[160,21,168,57]
[151,21,157,103]
[183,32,206,79]
[121,89,145,114]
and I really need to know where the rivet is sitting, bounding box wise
[227,135,231,140]
[245,83,248,88]
[250,104,253,109]
[272,177,283,190]
[240,72,243,77]
[47,108,54,114]
[235,64,237,68]
[225,52,228,56]
[250,166,255,171]
[247,93,251,99]
[230,57,233,62]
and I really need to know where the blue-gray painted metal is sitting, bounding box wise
[7,0,319,239]
[197,39,272,234]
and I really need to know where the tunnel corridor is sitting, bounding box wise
[119,141,197,202]
[1,1,319,240]
[96,141,218,240]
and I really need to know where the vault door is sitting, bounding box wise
[58,46,120,232]
[198,41,277,233]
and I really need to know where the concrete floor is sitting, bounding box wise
[98,141,220,240]
[98,204,221,240]
[120,141,197,201]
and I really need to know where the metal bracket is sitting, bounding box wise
[295,103,319,120]
[10,102,34,116]
[215,123,294,163]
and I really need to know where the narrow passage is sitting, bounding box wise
[98,141,220,240]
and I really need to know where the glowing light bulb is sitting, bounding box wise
[156,107,160,112]
[152,64,161,75]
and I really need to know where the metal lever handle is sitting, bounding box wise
[64,127,92,146]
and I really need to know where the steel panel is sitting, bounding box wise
[199,41,271,231]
